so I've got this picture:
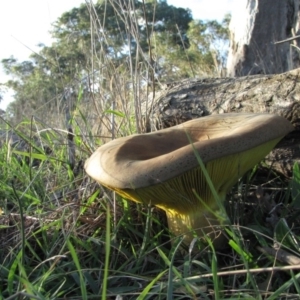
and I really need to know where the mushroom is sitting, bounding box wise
[85,113,293,247]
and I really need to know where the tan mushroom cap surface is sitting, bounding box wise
[85,113,293,192]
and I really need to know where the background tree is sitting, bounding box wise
[1,0,229,128]
[227,0,300,76]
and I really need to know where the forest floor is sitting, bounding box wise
[0,115,300,300]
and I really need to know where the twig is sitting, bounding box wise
[257,246,300,265]
[179,264,300,281]
[64,88,76,170]
[274,35,300,44]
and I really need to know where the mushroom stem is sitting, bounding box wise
[166,205,228,246]
[119,137,285,246]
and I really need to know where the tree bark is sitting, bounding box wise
[226,0,299,76]
[143,69,300,177]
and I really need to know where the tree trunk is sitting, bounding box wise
[143,69,300,177]
[226,0,299,76]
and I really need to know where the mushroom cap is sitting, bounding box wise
[85,113,293,192]
[85,113,293,246]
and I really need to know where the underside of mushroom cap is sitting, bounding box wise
[108,137,284,213]
[85,113,294,196]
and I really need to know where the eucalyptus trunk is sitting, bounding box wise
[226,0,300,76]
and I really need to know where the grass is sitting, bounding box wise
[0,114,300,299]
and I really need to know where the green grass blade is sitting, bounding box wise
[102,203,111,299]
[137,270,167,300]
[67,239,87,300]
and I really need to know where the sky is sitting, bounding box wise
[0,0,239,109]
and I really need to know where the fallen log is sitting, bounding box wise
[143,68,300,177]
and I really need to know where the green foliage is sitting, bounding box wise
[274,218,300,252]
[290,163,300,208]
[0,102,300,299]
[1,0,229,126]
[153,16,230,79]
